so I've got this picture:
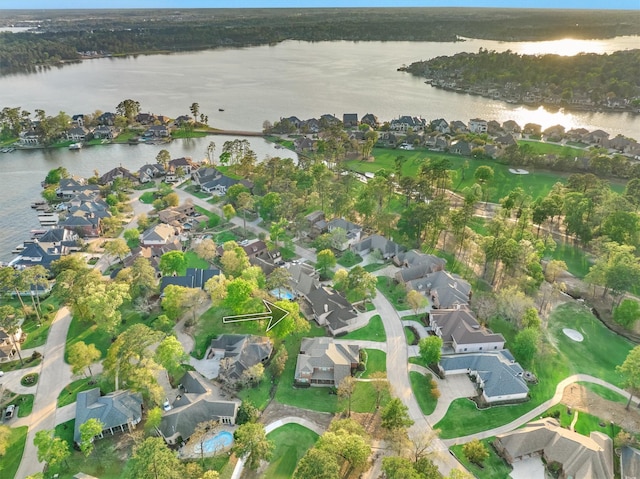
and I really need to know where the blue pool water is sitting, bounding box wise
[270,288,295,300]
[198,431,234,454]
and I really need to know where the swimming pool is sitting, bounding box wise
[270,288,295,301]
[195,431,234,454]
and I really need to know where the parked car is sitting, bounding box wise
[162,399,172,411]
[4,404,15,420]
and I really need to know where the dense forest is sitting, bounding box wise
[403,49,640,108]
[1,8,639,74]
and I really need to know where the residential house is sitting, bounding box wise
[96,112,116,126]
[327,218,362,251]
[440,350,529,404]
[351,234,405,260]
[378,132,398,148]
[483,144,500,159]
[9,241,61,269]
[144,125,169,138]
[210,335,273,381]
[393,250,446,283]
[320,114,341,127]
[58,205,104,238]
[294,337,359,387]
[0,327,21,362]
[301,118,320,133]
[502,120,521,133]
[135,112,158,125]
[543,124,566,140]
[18,130,40,146]
[174,115,193,127]
[72,114,85,127]
[361,113,379,129]
[138,163,165,183]
[468,118,488,134]
[449,120,468,134]
[240,240,268,259]
[37,227,80,253]
[494,417,613,479]
[449,140,472,156]
[66,126,89,141]
[430,305,505,354]
[566,127,589,142]
[342,113,359,128]
[434,136,449,151]
[160,268,220,293]
[523,123,542,136]
[193,168,245,195]
[168,157,196,177]
[405,270,471,309]
[430,118,450,134]
[56,177,89,199]
[283,116,302,129]
[140,224,178,247]
[486,120,502,135]
[584,129,610,146]
[92,125,116,140]
[158,371,239,445]
[98,166,138,187]
[495,133,518,148]
[74,388,143,445]
[304,210,327,238]
[295,137,316,153]
[608,134,634,152]
[390,116,426,132]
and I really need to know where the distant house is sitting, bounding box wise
[584,129,610,146]
[66,126,89,141]
[342,113,358,128]
[140,224,178,247]
[18,130,40,146]
[138,163,165,183]
[96,112,116,126]
[210,335,273,381]
[430,118,450,134]
[135,112,158,125]
[449,120,468,134]
[168,157,196,176]
[9,241,61,269]
[72,114,85,127]
[295,137,316,153]
[543,124,566,140]
[98,166,138,186]
[294,337,359,387]
[523,123,542,136]
[305,210,327,238]
[194,167,250,195]
[351,234,405,260]
[495,133,518,147]
[440,350,529,404]
[394,251,446,283]
[486,120,502,135]
[158,371,239,445]
[361,113,379,129]
[405,270,471,309]
[92,125,116,140]
[430,305,505,354]
[468,118,488,134]
[502,120,521,133]
[144,125,169,138]
[494,417,613,479]
[56,177,88,199]
[327,218,362,251]
[160,268,220,293]
[320,114,341,127]
[450,140,472,156]
[390,116,426,132]
[74,388,143,445]
[0,327,20,362]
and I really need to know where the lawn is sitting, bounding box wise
[194,205,221,228]
[350,380,390,414]
[518,140,584,157]
[337,252,363,268]
[139,191,156,204]
[237,375,273,411]
[544,404,621,438]
[0,426,27,479]
[0,354,42,373]
[358,349,386,378]
[15,394,34,417]
[58,377,103,408]
[376,276,410,311]
[363,262,387,273]
[580,382,628,405]
[193,305,250,358]
[409,371,438,415]
[341,315,386,342]
[450,438,512,479]
[546,240,593,278]
[179,250,210,275]
[21,315,53,349]
[263,424,319,479]
[404,326,417,345]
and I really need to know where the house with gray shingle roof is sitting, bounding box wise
[621,446,640,479]
[439,350,528,404]
[406,270,471,309]
[210,335,273,382]
[350,234,405,260]
[74,388,143,445]
[494,417,613,478]
[327,218,362,251]
[430,305,504,354]
[295,337,359,387]
[158,371,238,445]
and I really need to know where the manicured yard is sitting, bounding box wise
[337,252,363,268]
[358,349,386,378]
[21,316,52,349]
[546,240,593,278]
[237,376,273,411]
[404,326,417,345]
[179,250,210,275]
[363,262,387,273]
[139,191,156,204]
[0,426,27,479]
[341,315,386,342]
[580,382,628,405]
[58,377,104,408]
[194,205,221,228]
[0,354,42,373]
[193,305,253,358]
[184,184,213,199]
[544,403,621,438]
[350,381,390,413]
[15,394,34,417]
[376,276,410,311]
[451,438,512,479]
[518,140,584,157]
[409,371,438,415]
[264,424,319,479]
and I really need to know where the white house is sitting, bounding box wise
[469,118,488,134]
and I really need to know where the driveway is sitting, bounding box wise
[509,456,546,479]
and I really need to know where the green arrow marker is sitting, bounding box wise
[222,299,289,332]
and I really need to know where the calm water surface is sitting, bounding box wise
[0,37,638,260]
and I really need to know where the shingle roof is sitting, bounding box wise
[74,389,143,443]
[431,306,504,347]
[295,337,359,385]
[210,334,273,380]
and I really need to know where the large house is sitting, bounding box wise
[390,116,426,132]
[351,234,405,260]
[140,224,179,247]
[160,268,220,293]
[98,167,138,187]
[210,335,273,382]
[158,371,239,445]
[404,270,471,309]
[494,417,613,479]
[192,167,252,195]
[439,350,529,404]
[9,241,61,269]
[468,118,488,134]
[394,250,447,282]
[294,337,359,387]
[74,389,143,445]
[430,305,505,354]
[0,327,21,362]
[327,218,362,251]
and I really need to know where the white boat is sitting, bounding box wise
[69,142,83,150]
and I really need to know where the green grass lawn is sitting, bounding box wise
[179,250,210,275]
[359,349,386,378]
[195,205,221,228]
[363,262,387,273]
[404,326,417,345]
[546,240,593,278]
[337,252,363,268]
[376,276,410,311]
[15,394,34,417]
[237,376,273,411]
[0,355,42,373]
[264,424,319,479]
[409,371,438,415]
[580,382,628,405]
[350,381,390,414]
[451,438,512,479]
[518,140,584,157]
[341,315,386,342]
[139,191,156,204]
[544,403,621,438]
[21,315,53,349]
[184,184,213,199]
[0,426,27,479]
[172,130,208,138]
[58,377,102,408]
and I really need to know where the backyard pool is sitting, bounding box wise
[194,431,234,454]
[270,288,295,301]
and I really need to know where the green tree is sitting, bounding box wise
[294,448,340,479]
[79,418,104,457]
[104,238,130,264]
[156,149,171,170]
[0,305,24,365]
[116,99,141,122]
[124,228,140,247]
[382,457,422,479]
[67,341,101,377]
[259,192,282,222]
[125,437,185,479]
[155,335,188,378]
[316,426,370,475]
[193,238,217,265]
[232,422,274,470]
[220,242,250,278]
[205,273,228,305]
[34,430,70,471]
[613,299,640,328]
[418,336,442,366]
[222,204,236,223]
[462,439,489,465]
[236,192,254,237]
[407,290,428,315]
[381,397,414,431]
[145,407,163,433]
[190,420,220,466]
[225,278,254,314]
[338,376,357,417]
[81,280,131,334]
[341,266,377,304]
[159,251,187,276]
[130,257,158,300]
[237,400,260,425]
[617,345,640,410]
[316,249,337,278]
[513,327,540,367]
[270,344,288,379]
[474,166,494,203]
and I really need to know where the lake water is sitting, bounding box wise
[0,36,638,261]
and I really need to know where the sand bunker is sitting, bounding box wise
[563,328,584,342]
[509,168,530,175]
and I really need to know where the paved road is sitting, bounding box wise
[15,307,74,479]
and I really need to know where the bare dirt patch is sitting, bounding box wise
[561,383,640,433]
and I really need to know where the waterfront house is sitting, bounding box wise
[450,140,472,156]
[361,113,379,129]
[468,118,488,134]
[18,131,40,146]
[294,337,359,387]
[138,163,165,183]
[135,112,158,125]
[144,125,169,138]
[430,305,505,354]
[210,334,273,382]
[390,116,426,132]
[74,388,143,445]
[56,177,88,199]
[92,125,116,140]
[0,327,21,362]
[583,129,610,146]
[502,120,521,133]
[9,241,61,269]
[342,113,359,127]
[431,118,450,134]
[66,126,89,141]
[168,157,196,176]
[523,123,542,136]
[96,112,116,126]
[449,120,468,134]
[99,166,138,187]
[295,137,316,153]
[72,114,85,127]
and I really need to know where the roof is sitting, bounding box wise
[407,270,471,309]
[74,388,143,443]
[142,223,176,244]
[440,351,528,399]
[288,263,320,297]
[431,306,505,347]
[351,234,405,257]
[621,446,640,479]
[295,337,359,385]
[306,286,357,331]
[210,334,273,380]
[328,218,362,234]
[160,268,220,292]
[495,417,613,479]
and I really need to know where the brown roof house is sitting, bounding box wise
[494,417,613,479]
[211,335,273,382]
[158,371,239,445]
[294,337,360,387]
[140,223,179,247]
[430,305,505,354]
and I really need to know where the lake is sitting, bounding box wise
[0,36,638,261]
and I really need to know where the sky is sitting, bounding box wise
[0,0,638,10]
